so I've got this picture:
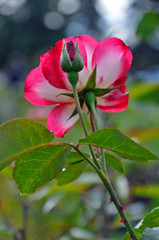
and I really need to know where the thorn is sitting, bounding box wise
[108,198,113,204]
[118,217,125,224]
[93,149,99,154]
[120,205,126,210]
[128,236,132,240]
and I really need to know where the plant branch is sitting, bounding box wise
[97,170,139,240]
[85,92,139,240]
[57,141,100,171]
[20,196,29,240]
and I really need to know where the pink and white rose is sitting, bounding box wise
[24,35,132,137]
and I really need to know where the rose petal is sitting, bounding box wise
[77,35,98,89]
[112,76,127,92]
[92,38,132,88]
[47,102,80,137]
[97,77,129,112]
[24,65,72,106]
[78,35,98,72]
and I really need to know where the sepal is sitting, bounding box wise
[85,64,97,89]
[72,39,84,72]
[60,40,72,73]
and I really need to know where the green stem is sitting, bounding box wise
[69,143,99,171]
[54,141,99,171]
[86,92,107,173]
[98,170,139,240]
[72,84,101,169]
[84,91,139,240]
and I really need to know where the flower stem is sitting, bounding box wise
[72,84,101,169]
[84,91,139,240]
[97,170,139,240]
[85,91,107,173]
[68,143,100,171]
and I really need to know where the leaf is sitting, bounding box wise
[122,229,142,240]
[56,161,87,186]
[13,144,70,194]
[139,207,159,231]
[136,11,159,39]
[56,152,88,186]
[0,119,53,170]
[104,152,124,173]
[65,152,89,165]
[79,129,159,162]
[142,227,159,240]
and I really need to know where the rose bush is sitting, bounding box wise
[24,35,132,137]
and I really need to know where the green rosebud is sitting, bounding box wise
[72,39,84,72]
[60,40,72,73]
[60,39,84,73]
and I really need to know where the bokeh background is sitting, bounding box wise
[0,0,159,239]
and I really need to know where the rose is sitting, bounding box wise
[24,35,132,137]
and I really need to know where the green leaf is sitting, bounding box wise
[56,161,87,186]
[65,152,89,165]
[139,207,159,231]
[56,152,88,185]
[13,144,70,194]
[0,119,54,170]
[122,229,142,240]
[123,209,159,239]
[142,227,159,240]
[104,152,124,173]
[136,11,159,39]
[79,129,159,162]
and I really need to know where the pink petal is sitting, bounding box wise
[112,76,127,92]
[47,102,80,137]
[77,35,98,72]
[92,38,132,88]
[24,65,72,106]
[77,35,98,89]
[42,41,71,90]
[97,76,129,112]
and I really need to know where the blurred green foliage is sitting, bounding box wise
[136,11,159,40]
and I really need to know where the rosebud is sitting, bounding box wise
[71,39,84,72]
[60,40,72,72]
[60,39,84,73]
